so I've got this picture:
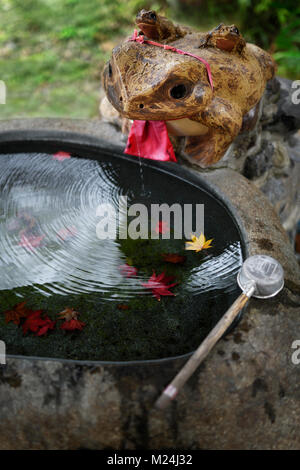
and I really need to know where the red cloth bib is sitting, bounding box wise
[124,120,177,162]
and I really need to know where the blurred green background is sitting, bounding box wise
[0,0,299,119]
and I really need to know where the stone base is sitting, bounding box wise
[0,117,299,450]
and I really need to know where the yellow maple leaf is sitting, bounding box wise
[185,233,213,252]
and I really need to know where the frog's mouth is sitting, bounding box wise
[215,37,236,52]
[136,22,160,40]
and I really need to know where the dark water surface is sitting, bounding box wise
[0,144,244,361]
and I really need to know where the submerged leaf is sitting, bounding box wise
[161,253,186,264]
[117,304,130,310]
[19,233,45,250]
[3,301,30,325]
[141,271,178,301]
[119,263,138,278]
[53,151,71,161]
[57,307,80,321]
[155,221,170,234]
[22,311,55,336]
[57,225,77,241]
[60,318,85,331]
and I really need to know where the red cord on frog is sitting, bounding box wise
[128,29,214,91]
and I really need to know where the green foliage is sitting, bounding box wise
[238,1,300,78]
[0,0,165,118]
[168,0,300,79]
[273,15,300,78]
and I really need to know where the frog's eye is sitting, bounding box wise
[215,23,223,31]
[149,11,157,21]
[230,26,239,35]
[170,84,187,99]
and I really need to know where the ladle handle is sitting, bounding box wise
[155,289,254,410]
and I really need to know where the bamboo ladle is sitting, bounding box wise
[155,254,284,410]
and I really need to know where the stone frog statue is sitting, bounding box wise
[102,10,276,167]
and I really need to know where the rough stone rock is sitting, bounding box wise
[241,78,300,239]
[243,140,275,179]
[0,118,299,449]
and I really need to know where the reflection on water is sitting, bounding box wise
[0,152,144,298]
[0,151,243,300]
[187,242,243,294]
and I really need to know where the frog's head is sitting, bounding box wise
[207,23,246,53]
[135,9,160,39]
[136,9,158,27]
[103,41,213,121]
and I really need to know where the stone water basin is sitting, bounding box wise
[0,121,299,450]
[0,134,245,363]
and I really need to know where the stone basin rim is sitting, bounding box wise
[0,128,249,366]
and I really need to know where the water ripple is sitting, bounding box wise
[0,152,146,298]
[0,151,243,302]
[186,242,243,294]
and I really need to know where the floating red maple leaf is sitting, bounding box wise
[53,151,71,161]
[161,253,186,264]
[3,301,30,325]
[141,271,178,301]
[155,221,170,234]
[60,318,85,331]
[119,263,138,278]
[22,311,55,336]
